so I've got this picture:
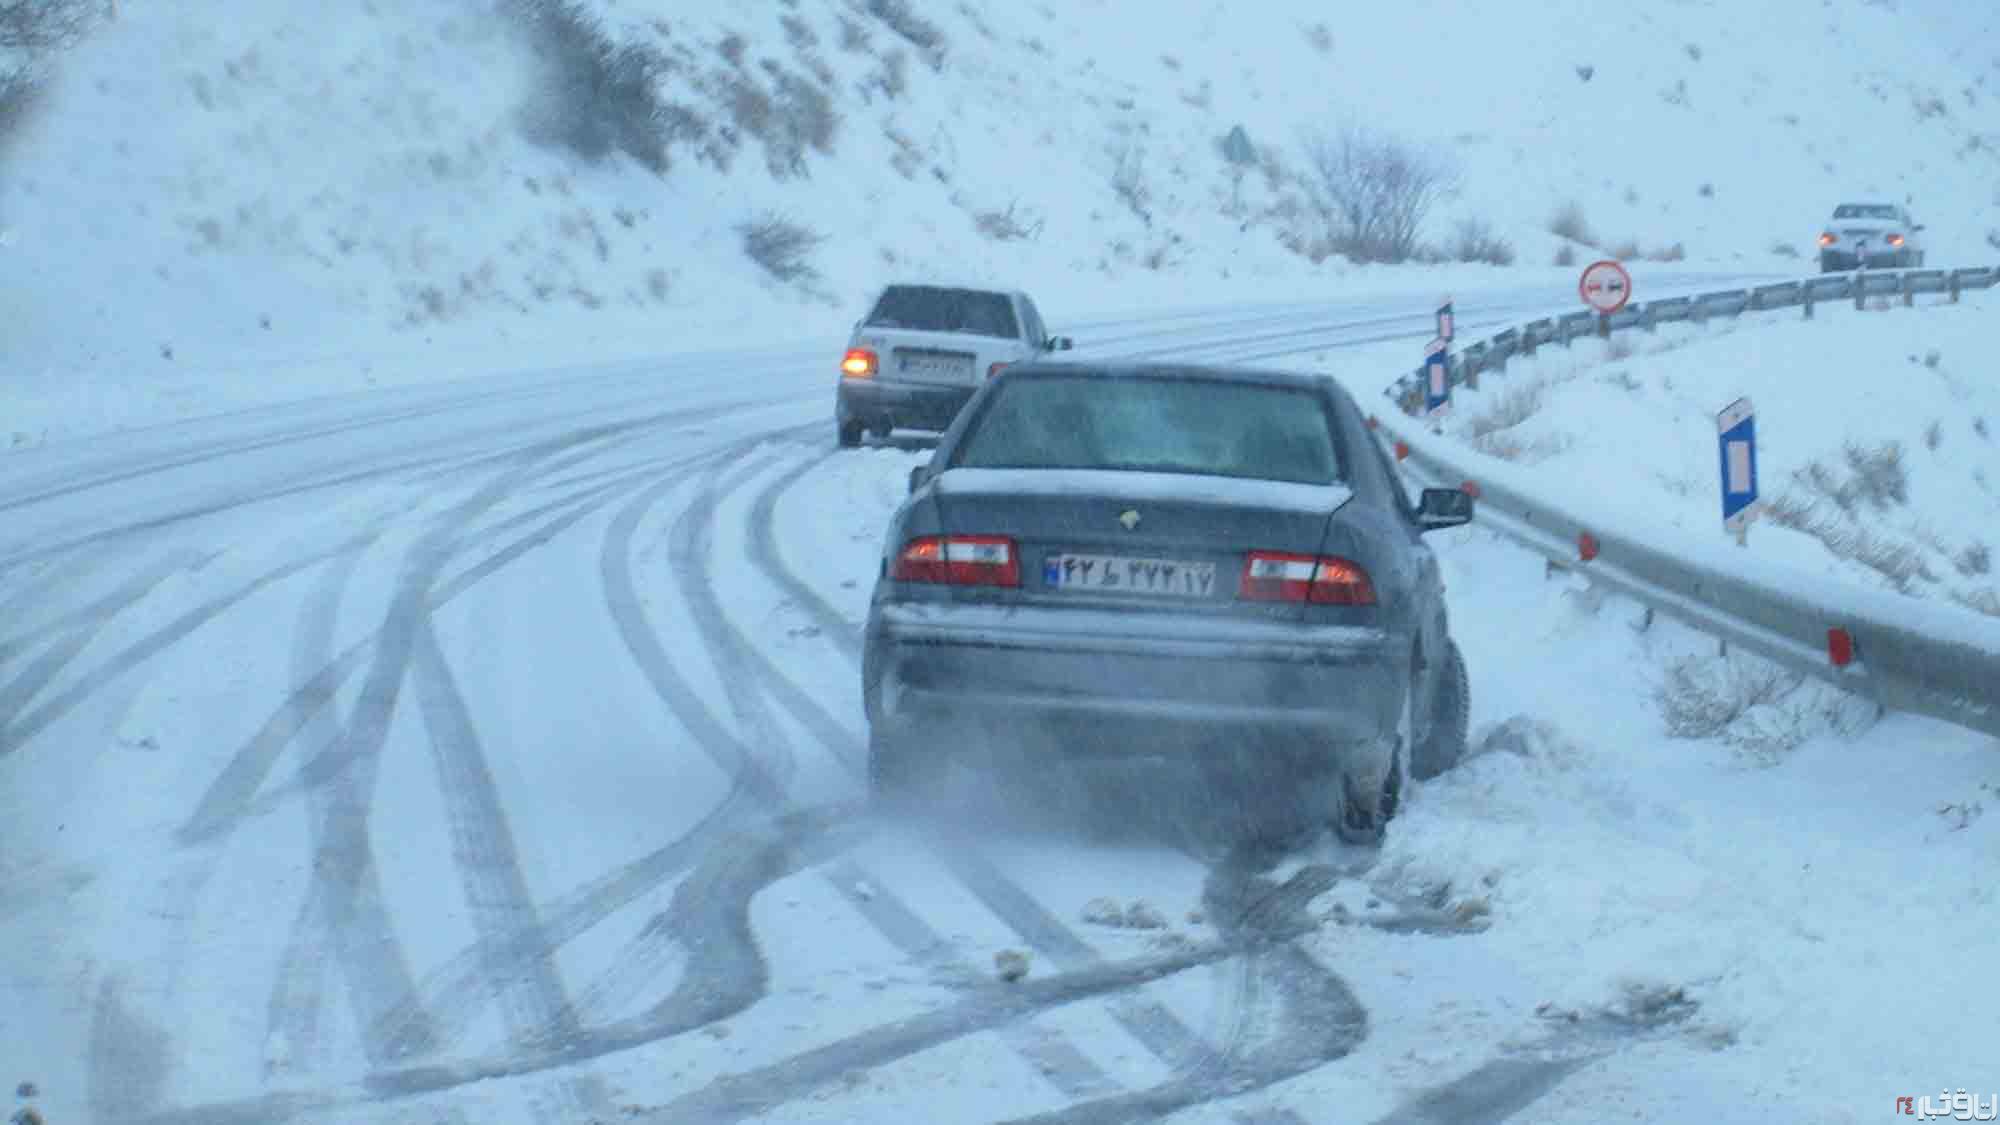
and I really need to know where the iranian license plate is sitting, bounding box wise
[898,353,973,379]
[1043,553,1218,598]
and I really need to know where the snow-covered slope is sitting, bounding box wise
[3,0,1997,445]
[1330,292,2000,619]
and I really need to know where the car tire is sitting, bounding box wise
[838,418,864,448]
[1409,640,1470,781]
[1331,687,1411,847]
[869,423,894,442]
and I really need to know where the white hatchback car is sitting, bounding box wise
[835,283,1073,447]
[1818,202,1926,271]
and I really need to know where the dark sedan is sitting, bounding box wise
[860,362,1474,844]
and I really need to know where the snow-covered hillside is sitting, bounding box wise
[4,0,1997,445]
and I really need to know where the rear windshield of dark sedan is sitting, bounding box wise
[950,374,1346,485]
[866,286,1020,339]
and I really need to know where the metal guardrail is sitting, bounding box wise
[1374,264,2000,741]
[1387,264,2000,409]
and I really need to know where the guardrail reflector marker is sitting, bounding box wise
[1578,532,1600,562]
[1462,480,1482,498]
[1828,627,1855,668]
[1394,440,1410,461]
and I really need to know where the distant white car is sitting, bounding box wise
[1818,202,1926,272]
[835,283,1073,448]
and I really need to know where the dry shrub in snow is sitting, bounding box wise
[510,0,687,176]
[1466,381,1547,441]
[1553,243,1578,267]
[1607,239,1642,262]
[1763,495,1935,591]
[0,0,96,51]
[1110,140,1151,223]
[1548,200,1595,247]
[972,202,1041,242]
[1449,217,1515,266]
[863,0,946,67]
[1299,124,1455,263]
[1654,652,1870,761]
[1769,239,1800,258]
[1956,541,1992,577]
[738,213,824,283]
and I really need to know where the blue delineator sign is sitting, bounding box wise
[1424,338,1450,416]
[1717,397,1758,532]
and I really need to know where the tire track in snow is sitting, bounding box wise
[268,429,643,1070]
[0,549,204,725]
[0,534,372,758]
[407,617,612,1121]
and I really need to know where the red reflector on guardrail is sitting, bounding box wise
[1578,532,1599,562]
[1461,480,1482,499]
[1393,441,1410,461]
[1827,627,1855,668]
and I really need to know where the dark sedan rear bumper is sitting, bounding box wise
[865,601,1405,759]
[837,377,976,434]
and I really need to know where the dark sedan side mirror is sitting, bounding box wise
[908,464,930,494]
[1416,487,1474,531]
[1048,335,1074,352]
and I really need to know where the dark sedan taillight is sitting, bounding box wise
[1886,233,1905,247]
[1238,552,1376,605]
[1818,232,1837,247]
[891,535,1021,587]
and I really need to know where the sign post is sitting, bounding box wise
[1579,259,1633,337]
[1423,337,1451,421]
[1717,397,1758,547]
[1436,297,1455,345]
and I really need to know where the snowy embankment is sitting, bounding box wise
[1345,292,2000,619]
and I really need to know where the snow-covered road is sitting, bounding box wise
[9,274,1992,1125]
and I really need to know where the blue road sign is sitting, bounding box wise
[1424,337,1451,416]
[1437,299,1454,343]
[1717,397,1758,532]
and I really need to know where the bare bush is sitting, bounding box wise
[1548,201,1595,246]
[1841,441,1909,508]
[723,65,839,178]
[1647,242,1686,262]
[1770,239,1800,258]
[836,14,870,52]
[1449,217,1515,265]
[1466,381,1548,441]
[1607,239,1641,262]
[1926,420,1943,450]
[1110,140,1151,223]
[1299,124,1456,263]
[0,0,96,51]
[780,13,816,49]
[869,47,908,99]
[973,201,1042,241]
[510,0,691,176]
[1655,654,1804,740]
[1553,243,1578,267]
[738,213,824,283]
[1957,542,1993,577]
[1302,22,1333,52]
[1764,494,1935,590]
[864,0,946,66]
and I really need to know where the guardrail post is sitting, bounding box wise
[1747,288,1763,313]
[1902,272,1914,308]
[1855,272,1866,312]
[1802,287,1813,320]
[1949,272,1961,304]
[1640,304,1656,333]
[1597,314,1610,340]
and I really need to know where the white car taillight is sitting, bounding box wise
[1238,552,1377,605]
[891,536,1021,587]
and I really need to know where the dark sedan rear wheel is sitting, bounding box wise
[838,418,864,448]
[1410,640,1470,781]
[1332,686,1411,847]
